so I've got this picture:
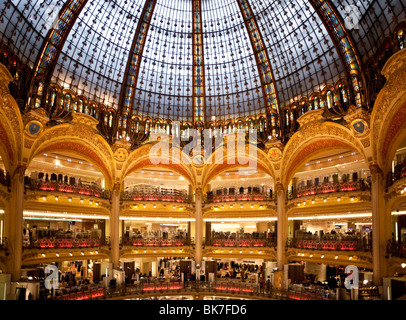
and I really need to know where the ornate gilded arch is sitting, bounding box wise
[370,48,406,173]
[120,143,197,187]
[27,116,115,187]
[201,143,276,188]
[0,63,24,172]
[281,112,368,187]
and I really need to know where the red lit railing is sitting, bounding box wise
[141,282,183,291]
[25,237,105,249]
[28,181,111,199]
[50,281,337,301]
[295,181,368,198]
[208,238,276,248]
[122,238,188,247]
[287,237,370,251]
[121,190,189,203]
[206,192,275,203]
[55,287,105,301]
[288,285,334,300]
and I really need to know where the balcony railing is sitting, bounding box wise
[26,180,111,200]
[121,237,189,247]
[205,192,275,204]
[120,191,189,203]
[206,238,276,248]
[289,180,370,200]
[286,236,371,252]
[23,237,108,249]
[50,280,337,301]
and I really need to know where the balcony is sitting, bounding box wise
[23,232,109,249]
[288,180,370,200]
[286,235,371,252]
[205,192,275,204]
[206,238,276,248]
[121,237,190,247]
[121,190,189,203]
[25,180,111,200]
[50,280,337,301]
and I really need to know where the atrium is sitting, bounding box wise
[0,0,405,301]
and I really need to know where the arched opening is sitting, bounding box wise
[286,148,372,262]
[18,151,113,292]
[204,167,276,246]
[22,151,110,247]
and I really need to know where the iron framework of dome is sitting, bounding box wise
[0,0,405,147]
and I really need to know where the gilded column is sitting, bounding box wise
[110,183,121,269]
[194,187,203,265]
[369,164,389,285]
[276,183,287,269]
[6,165,26,281]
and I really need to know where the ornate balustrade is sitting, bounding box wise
[207,238,276,248]
[286,237,370,251]
[121,237,189,247]
[290,181,369,199]
[205,192,275,204]
[287,284,336,300]
[24,237,107,249]
[121,191,189,203]
[27,180,111,199]
[51,281,337,301]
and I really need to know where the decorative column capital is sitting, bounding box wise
[275,183,285,196]
[369,163,383,177]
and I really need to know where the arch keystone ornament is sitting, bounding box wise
[114,148,129,162]
[268,147,282,161]
[25,121,43,138]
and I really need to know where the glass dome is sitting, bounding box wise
[0,0,402,129]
